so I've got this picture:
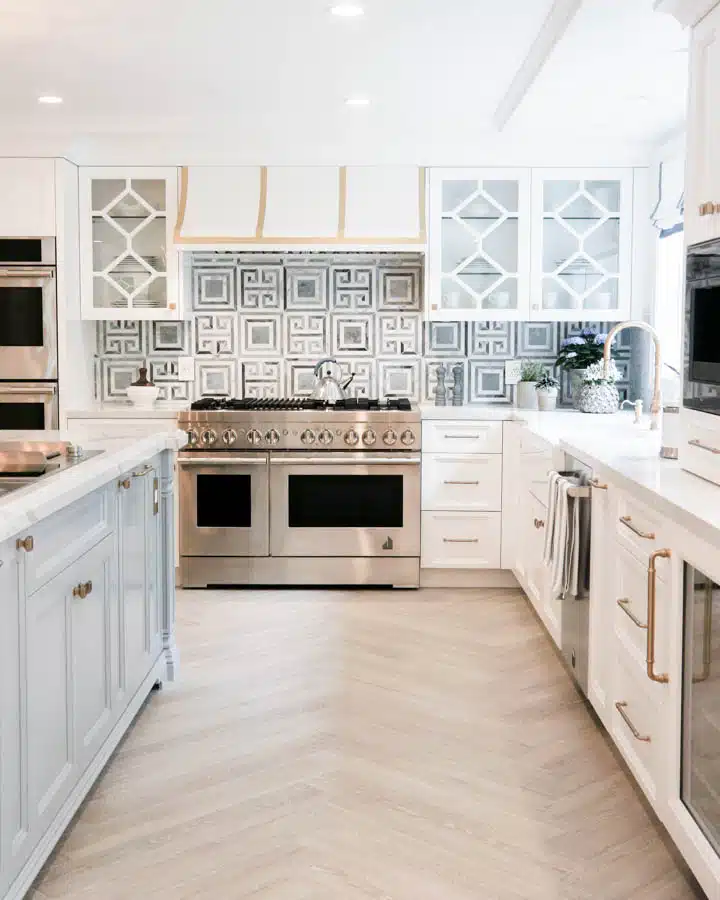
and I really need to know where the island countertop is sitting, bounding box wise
[0,429,185,545]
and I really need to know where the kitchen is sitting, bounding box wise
[1,0,720,897]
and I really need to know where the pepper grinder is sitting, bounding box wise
[434,364,447,406]
[451,363,464,406]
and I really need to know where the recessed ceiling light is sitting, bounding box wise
[331,4,364,17]
[345,94,370,106]
[38,95,63,105]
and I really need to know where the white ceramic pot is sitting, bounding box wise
[536,387,558,411]
[515,381,538,410]
[577,383,619,414]
[126,385,160,408]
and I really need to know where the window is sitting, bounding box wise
[654,228,684,375]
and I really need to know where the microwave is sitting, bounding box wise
[684,238,720,415]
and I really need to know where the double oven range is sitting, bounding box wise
[178,397,421,589]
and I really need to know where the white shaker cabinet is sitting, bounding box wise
[685,3,720,247]
[79,167,180,320]
[0,159,55,237]
[530,168,633,322]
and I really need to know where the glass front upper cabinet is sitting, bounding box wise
[531,168,633,322]
[428,169,531,321]
[79,167,180,320]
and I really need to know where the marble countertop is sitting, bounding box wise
[0,430,185,545]
[66,402,189,419]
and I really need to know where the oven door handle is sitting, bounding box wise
[178,457,268,466]
[0,268,55,280]
[269,456,421,465]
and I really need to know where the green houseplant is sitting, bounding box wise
[516,360,547,410]
[535,373,560,412]
[555,328,613,408]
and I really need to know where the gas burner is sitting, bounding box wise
[190,396,413,412]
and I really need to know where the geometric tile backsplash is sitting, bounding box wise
[94,251,638,406]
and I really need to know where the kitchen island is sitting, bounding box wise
[0,430,183,900]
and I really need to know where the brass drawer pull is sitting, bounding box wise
[443,480,480,486]
[132,464,153,477]
[16,536,34,552]
[617,598,647,630]
[442,538,479,544]
[72,581,93,600]
[620,516,656,540]
[615,702,651,743]
[590,478,608,490]
[119,478,131,490]
[534,518,545,529]
[647,548,671,684]
[688,438,720,455]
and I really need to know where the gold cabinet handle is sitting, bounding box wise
[153,476,159,516]
[590,478,608,490]
[647,548,671,683]
[133,464,153,477]
[693,577,713,683]
[442,538,479,544]
[615,702,651,743]
[534,518,545,529]
[620,516,656,540]
[443,480,480,486]
[119,478,131,490]
[617,598,647,630]
[16,536,34,552]
[699,201,717,216]
[72,580,93,600]
[688,438,720,455]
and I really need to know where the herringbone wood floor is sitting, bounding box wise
[31,588,705,899]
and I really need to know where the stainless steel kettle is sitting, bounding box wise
[311,358,355,403]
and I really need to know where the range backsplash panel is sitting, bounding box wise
[94,252,639,406]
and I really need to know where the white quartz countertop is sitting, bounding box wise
[66,402,188,419]
[0,429,184,545]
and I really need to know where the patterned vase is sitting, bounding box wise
[577,383,620,414]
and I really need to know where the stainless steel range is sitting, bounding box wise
[178,397,421,589]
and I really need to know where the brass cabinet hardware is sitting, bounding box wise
[72,581,93,600]
[615,702,651,743]
[617,598,647,629]
[443,480,480,486]
[693,577,713,683]
[688,438,720,455]
[442,538,479,544]
[16,536,34,552]
[647,548,672,683]
[119,478,131,490]
[620,516,656,540]
[699,201,717,216]
[534,518,545,529]
[590,478,608,490]
[132,464,153,478]
[153,477,159,516]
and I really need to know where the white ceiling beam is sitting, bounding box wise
[653,0,716,27]
[493,0,584,131]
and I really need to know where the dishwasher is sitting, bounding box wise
[557,452,594,696]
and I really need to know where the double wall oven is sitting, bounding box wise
[0,238,58,430]
[178,399,421,588]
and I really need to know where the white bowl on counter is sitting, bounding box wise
[126,385,160,408]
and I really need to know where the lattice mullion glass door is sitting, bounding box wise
[428,168,531,321]
[531,168,633,322]
[80,167,179,320]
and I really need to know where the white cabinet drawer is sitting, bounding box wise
[422,420,503,454]
[421,511,501,568]
[611,648,664,804]
[19,486,116,596]
[422,454,502,511]
[680,416,720,487]
[615,492,668,564]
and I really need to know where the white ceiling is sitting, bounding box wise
[0,0,688,164]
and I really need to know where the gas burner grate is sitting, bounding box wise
[190,397,413,412]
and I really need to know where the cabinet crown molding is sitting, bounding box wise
[654,0,718,26]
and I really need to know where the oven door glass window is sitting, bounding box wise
[0,285,44,347]
[196,474,251,528]
[288,474,403,528]
[0,402,46,430]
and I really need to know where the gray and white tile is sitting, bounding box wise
[193,314,238,356]
[422,358,467,404]
[376,313,421,357]
[468,322,515,359]
[97,321,147,357]
[517,322,558,357]
[285,361,318,397]
[337,359,377,398]
[377,266,422,311]
[424,321,467,356]
[468,361,510,403]
[332,314,374,356]
[240,361,283,399]
[284,313,329,357]
[239,266,284,310]
[239,315,283,357]
[96,359,141,401]
[285,266,329,311]
[192,267,237,311]
[194,360,238,398]
[331,266,374,310]
[149,321,191,354]
[378,359,420,402]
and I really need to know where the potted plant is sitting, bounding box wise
[515,360,547,410]
[577,359,620,414]
[535,373,560,411]
[555,328,612,408]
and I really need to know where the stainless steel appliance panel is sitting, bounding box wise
[0,381,58,430]
[179,452,269,557]
[269,452,420,559]
[0,259,57,381]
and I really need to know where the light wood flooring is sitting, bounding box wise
[31,587,706,899]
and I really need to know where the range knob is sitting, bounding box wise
[383,429,398,446]
[344,429,360,446]
[201,428,217,446]
[301,429,316,445]
[265,429,280,446]
[247,428,263,446]
[222,428,238,446]
[318,429,334,446]
[362,429,377,446]
[186,428,199,447]
[400,429,415,446]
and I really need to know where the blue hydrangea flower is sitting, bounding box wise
[561,336,585,347]
[594,333,608,345]
[581,327,596,338]
[565,351,578,359]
